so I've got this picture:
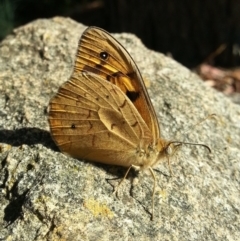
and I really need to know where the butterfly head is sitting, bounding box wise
[157,139,181,158]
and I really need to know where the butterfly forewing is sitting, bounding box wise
[74,27,160,141]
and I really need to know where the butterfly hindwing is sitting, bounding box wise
[48,72,153,165]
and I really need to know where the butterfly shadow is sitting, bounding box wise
[0,127,58,152]
[0,127,140,184]
[104,165,139,190]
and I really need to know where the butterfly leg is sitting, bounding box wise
[113,165,133,198]
[149,167,156,220]
[167,156,175,177]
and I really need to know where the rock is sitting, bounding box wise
[0,17,239,241]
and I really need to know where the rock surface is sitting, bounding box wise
[0,17,239,241]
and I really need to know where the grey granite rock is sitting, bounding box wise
[0,17,239,241]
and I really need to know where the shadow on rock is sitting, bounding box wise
[0,128,58,152]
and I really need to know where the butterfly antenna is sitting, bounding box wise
[170,141,211,153]
[181,114,217,136]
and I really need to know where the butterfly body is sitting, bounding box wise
[49,71,171,169]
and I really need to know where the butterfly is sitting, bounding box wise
[48,26,210,219]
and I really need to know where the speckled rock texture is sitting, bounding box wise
[0,17,239,241]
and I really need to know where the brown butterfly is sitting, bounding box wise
[48,26,210,219]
